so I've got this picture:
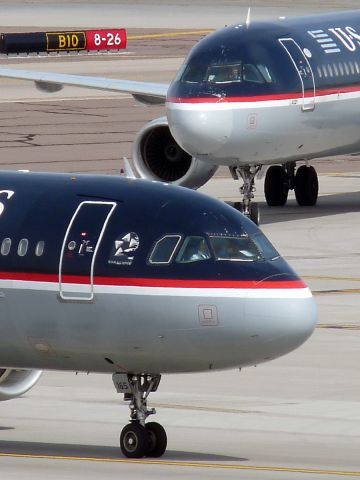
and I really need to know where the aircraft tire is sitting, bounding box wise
[120,422,149,458]
[250,202,260,225]
[146,422,167,457]
[294,165,318,206]
[231,202,260,225]
[264,166,289,206]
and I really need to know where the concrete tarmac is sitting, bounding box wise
[1,0,360,29]
[1,2,360,479]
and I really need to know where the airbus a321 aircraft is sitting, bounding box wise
[1,10,360,223]
[0,171,316,457]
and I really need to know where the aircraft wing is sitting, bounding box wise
[0,68,169,104]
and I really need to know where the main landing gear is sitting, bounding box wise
[229,162,319,225]
[113,373,167,458]
[264,163,318,207]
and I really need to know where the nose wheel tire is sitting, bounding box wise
[146,422,167,457]
[249,202,260,226]
[237,202,260,225]
[120,422,167,458]
[232,201,260,226]
[264,166,289,206]
[120,422,149,458]
[294,165,318,206]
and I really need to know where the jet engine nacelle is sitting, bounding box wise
[0,368,42,401]
[132,117,218,188]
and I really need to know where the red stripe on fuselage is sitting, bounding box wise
[0,271,307,289]
[167,84,360,104]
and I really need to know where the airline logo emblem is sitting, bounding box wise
[109,232,140,266]
[308,26,360,54]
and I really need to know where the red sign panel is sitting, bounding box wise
[85,29,127,51]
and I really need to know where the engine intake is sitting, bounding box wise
[132,117,217,189]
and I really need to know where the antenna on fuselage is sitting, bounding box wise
[246,7,251,28]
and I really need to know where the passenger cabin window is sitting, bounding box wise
[1,238,11,256]
[317,60,360,84]
[149,235,181,264]
[17,238,28,257]
[35,240,45,257]
[176,236,211,263]
[210,235,261,261]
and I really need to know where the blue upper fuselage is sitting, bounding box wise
[167,10,360,101]
[0,171,300,285]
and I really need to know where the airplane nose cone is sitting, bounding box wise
[167,103,233,156]
[244,286,317,363]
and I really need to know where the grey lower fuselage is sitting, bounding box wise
[167,93,360,167]
[0,284,315,374]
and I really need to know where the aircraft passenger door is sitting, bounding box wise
[279,38,316,112]
[59,201,116,301]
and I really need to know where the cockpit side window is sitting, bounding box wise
[175,236,212,264]
[243,64,265,83]
[148,235,182,264]
[209,235,261,262]
[252,233,280,261]
[257,64,273,83]
[181,64,207,83]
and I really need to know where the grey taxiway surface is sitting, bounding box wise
[1,1,360,479]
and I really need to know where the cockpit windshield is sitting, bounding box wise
[209,235,261,261]
[209,233,279,262]
[148,232,279,266]
[180,62,274,85]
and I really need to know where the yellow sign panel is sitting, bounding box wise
[46,32,86,51]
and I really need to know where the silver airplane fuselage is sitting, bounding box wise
[0,172,316,375]
[167,11,360,167]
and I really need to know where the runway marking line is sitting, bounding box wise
[0,452,359,476]
[318,323,360,330]
[128,30,213,40]
[304,275,360,282]
[314,289,360,295]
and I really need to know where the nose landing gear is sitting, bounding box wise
[113,373,167,458]
[229,165,261,225]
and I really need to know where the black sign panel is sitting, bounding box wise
[0,31,86,54]
[0,32,47,54]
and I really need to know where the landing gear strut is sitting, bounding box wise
[229,165,261,225]
[113,373,167,458]
[264,163,318,207]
